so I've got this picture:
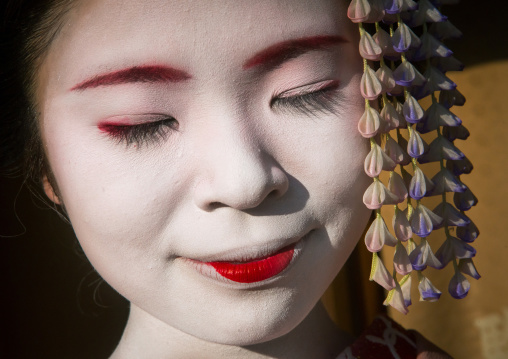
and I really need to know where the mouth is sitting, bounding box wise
[184,231,311,285]
[205,243,296,283]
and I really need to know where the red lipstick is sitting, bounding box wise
[206,244,295,283]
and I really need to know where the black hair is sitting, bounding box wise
[1,0,74,194]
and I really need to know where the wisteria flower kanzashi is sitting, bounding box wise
[348,0,479,313]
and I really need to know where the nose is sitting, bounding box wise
[193,123,289,212]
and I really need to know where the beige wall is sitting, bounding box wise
[387,61,508,359]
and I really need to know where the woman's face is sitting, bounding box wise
[38,0,370,345]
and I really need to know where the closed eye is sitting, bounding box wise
[270,80,342,115]
[98,116,179,148]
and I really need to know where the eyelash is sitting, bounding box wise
[99,117,178,147]
[101,81,341,147]
[271,81,341,115]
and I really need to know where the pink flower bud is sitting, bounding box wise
[364,142,397,177]
[358,106,381,138]
[388,171,408,203]
[393,207,412,241]
[394,242,412,275]
[384,135,411,165]
[365,214,397,252]
[363,180,399,209]
[360,30,383,61]
[383,282,408,314]
[361,65,383,100]
[376,63,396,93]
[370,253,396,290]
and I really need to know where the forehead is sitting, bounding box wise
[43,0,353,83]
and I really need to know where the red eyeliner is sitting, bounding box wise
[206,244,295,283]
[98,121,131,135]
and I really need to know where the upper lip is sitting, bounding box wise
[183,229,313,263]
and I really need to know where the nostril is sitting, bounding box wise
[268,188,282,200]
[208,202,224,211]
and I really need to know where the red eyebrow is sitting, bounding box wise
[70,65,191,91]
[243,35,348,70]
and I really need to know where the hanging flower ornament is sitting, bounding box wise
[348,0,479,313]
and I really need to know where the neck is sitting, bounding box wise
[110,301,352,359]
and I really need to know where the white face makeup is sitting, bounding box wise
[38,0,371,350]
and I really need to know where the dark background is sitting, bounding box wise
[1,1,507,358]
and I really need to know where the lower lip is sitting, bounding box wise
[202,244,296,284]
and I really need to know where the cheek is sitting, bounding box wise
[41,114,190,278]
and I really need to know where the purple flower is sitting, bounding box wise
[424,67,456,92]
[458,258,481,280]
[428,20,463,41]
[409,237,442,270]
[417,102,461,134]
[363,179,400,209]
[435,236,476,268]
[431,56,464,73]
[392,22,421,53]
[446,156,473,176]
[448,271,470,299]
[433,202,471,228]
[358,106,381,138]
[364,142,396,177]
[370,252,396,290]
[409,166,435,200]
[365,214,398,252]
[400,0,418,11]
[393,207,412,241]
[418,274,442,302]
[403,94,425,123]
[413,33,453,61]
[454,187,478,211]
[410,203,443,237]
[456,220,480,243]
[383,0,403,14]
[381,12,399,26]
[408,0,447,27]
[439,88,466,109]
[429,168,466,196]
[407,129,429,158]
[418,135,464,163]
[400,274,412,307]
[393,61,426,87]
[408,81,433,100]
[442,124,470,141]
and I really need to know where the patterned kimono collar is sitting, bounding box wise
[337,315,418,359]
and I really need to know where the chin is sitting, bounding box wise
[187,296,311,346]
